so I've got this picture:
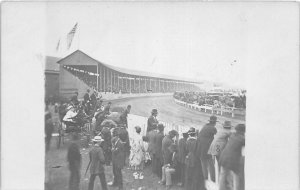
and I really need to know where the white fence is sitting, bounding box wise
[174,98,245,118]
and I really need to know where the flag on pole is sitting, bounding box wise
[67,23,78,50]
[56,39,60,52]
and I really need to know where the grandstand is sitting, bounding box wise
[58,50,203,98]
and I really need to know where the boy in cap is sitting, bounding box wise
[87,136,108,190]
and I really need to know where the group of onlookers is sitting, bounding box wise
[142,110,245,190]
[46,91,245,190]
[174,91,246,109]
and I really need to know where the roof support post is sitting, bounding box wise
[139,77,141,94]
[96,65,99,91]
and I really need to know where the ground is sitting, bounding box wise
[45,95,245,190]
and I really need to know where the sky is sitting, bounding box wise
[47,2,252,88]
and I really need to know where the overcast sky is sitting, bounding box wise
[46,2,288,88]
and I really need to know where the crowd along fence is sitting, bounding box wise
[174,98,245,118]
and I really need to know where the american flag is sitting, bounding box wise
[67,23,78,49]
[56,39,60,52]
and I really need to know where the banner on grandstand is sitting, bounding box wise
[67,23,78,50]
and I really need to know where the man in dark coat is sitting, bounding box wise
[67,133,82,190]
[197,115,217,182]
[153,124,165,178]
[162,130,178,167]
[90,91,97,108]
[71,92,79,106]
[147,125,157,174]
[177,132,189,186]
[119,105,131,128]
[219,124,245,190]
[88,136,107,190]
[147,109,158,132]
[100,124,112,165]
[84,89,90,103]
[109,129,127,190]
[185,128,206,190]
[45,112,54,152]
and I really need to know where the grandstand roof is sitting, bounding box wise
[58,50,202,83]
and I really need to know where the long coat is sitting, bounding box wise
[89,145,105,174]
[153,131,164,162]
[111,136,126,169]
[147,130,157,155]
[208,128,231,156]
[161,135,174,165]
[178,137,188,163]
[220,133,245,174]
[197,123,217,159]
[185,137,206,190]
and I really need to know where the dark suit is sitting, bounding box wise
[88,145,107,190]
[111,136,126,189]
[162,135,174,165]
[147,115,158,132]
[178,137,188,184]
[67,142,81,190]
[84,93,90,103]
[119,109,129,127]
[101,127,112,165]
[197,123,217,181]
[153,131,164,177]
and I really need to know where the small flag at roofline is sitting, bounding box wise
[67,23,78,50]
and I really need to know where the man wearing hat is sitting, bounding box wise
[147,109,159,132]
[219,124,245,190]
[196,115,218,182]
[84,89,90,104]
[185,127,206,190]
[67,133,82,190]
[87,136,108,190]
[119,105,131,128]
[153,123,165,178]
[177,131,189,186]
[161,130,178,173]
[208,120,233,170]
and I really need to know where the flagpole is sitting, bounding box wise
[77,22,80,50]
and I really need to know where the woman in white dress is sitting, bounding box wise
[129,126,145,179]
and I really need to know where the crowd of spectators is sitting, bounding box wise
[173,90,246,109]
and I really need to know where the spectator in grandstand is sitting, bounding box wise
[45,111,54,152]
[67,133,82,190]
[159,144,179,189]
[185,127,206,190]
[129,126,145,179]
[177,131,189,187]
[196,115,217,182]
[147,109,159,132]
[208,120,232,171]
[87,136,108,190]
[84,89,90,103]
[71,92,79,105]
[153,124,165,178]
[119,105,131,128]
[109,127,127,190]
[219,124,245,190]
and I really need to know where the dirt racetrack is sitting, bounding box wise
[109,95,245,130]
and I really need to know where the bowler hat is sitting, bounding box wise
[208,115,218,123]
[151,109,158,114]
[223,121,232,129]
